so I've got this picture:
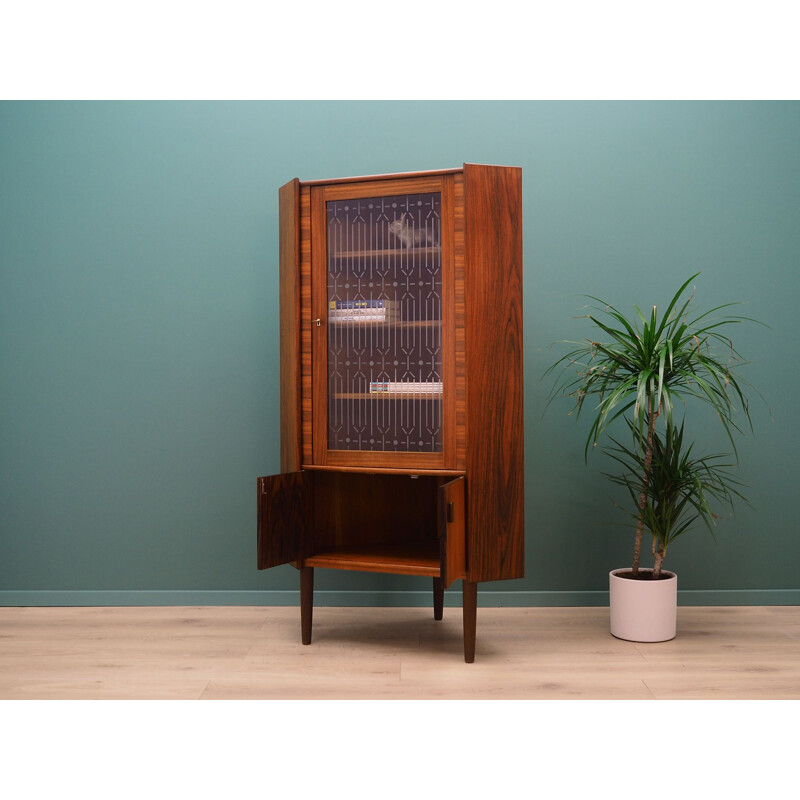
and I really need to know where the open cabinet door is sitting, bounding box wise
[439,476,466,588]
[257,472,308,569]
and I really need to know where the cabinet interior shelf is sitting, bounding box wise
[301,465,464,477]
[304,541,441,577]
[328,320,439,329]
[333,393,443,400]
[331,247,440,258]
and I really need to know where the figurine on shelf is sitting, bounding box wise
[388,212,435,249]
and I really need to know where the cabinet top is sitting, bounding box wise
[293,163,521,188]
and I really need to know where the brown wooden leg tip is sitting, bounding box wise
[462,580,477,663]
[300,566,314,647]
[433,577,444,621]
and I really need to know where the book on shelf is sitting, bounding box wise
[330,313,395,322]
[369,381,443,395]
[329,299,399,323]
[329,300,396,309]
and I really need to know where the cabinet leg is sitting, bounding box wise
[433,577,444,621]
[300,566,314,645]
[463,580,477,663]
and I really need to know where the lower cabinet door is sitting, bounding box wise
[439,476,466,588]
[257,472,308,570]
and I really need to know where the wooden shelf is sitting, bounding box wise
[301,465,464,476]
[328,319,439,328]
[331,247,440,258]
[305,542,441,577]
[333,393,443,400]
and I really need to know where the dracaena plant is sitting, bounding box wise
[544,273,762,577]
[604,419,746,577]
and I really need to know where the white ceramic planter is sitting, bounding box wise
[609,568,677,642]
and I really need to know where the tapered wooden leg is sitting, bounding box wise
[433,577,444,620]
[462,580,477,663]
[300,566,314,645]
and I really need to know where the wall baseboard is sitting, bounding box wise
[1,589,798,607]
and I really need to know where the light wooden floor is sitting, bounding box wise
[1,605,798,699]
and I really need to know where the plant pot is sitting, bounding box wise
[609,568,677,642]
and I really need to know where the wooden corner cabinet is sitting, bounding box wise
[257,164,524,662]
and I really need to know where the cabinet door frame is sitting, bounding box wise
[310,175,456,470]
[257,472,309,569]
[438,475,466,589]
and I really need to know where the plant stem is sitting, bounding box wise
[633,396,659,576]
[652,536,665,579]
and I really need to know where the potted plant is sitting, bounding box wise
[545,273,762,641]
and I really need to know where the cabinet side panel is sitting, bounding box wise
[464,164,525,582]
[299,186,313,465]
[279,178,302,473]
[454,172,467,470]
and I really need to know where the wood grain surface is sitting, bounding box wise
[279,178,302,473]
[257,472,307,569]
[463,163,525,583]
[2,606,797,699]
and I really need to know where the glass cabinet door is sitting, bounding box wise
[312,177,454,468]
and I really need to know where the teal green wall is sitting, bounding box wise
[1,101,798,606]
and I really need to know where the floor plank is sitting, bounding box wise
[1,605,798,700]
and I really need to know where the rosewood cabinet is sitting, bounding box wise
[257,164,524,662]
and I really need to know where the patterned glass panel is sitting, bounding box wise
[327,192,442,452]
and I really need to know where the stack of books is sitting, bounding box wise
[369,381,443,395]
[328,299,399,323]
